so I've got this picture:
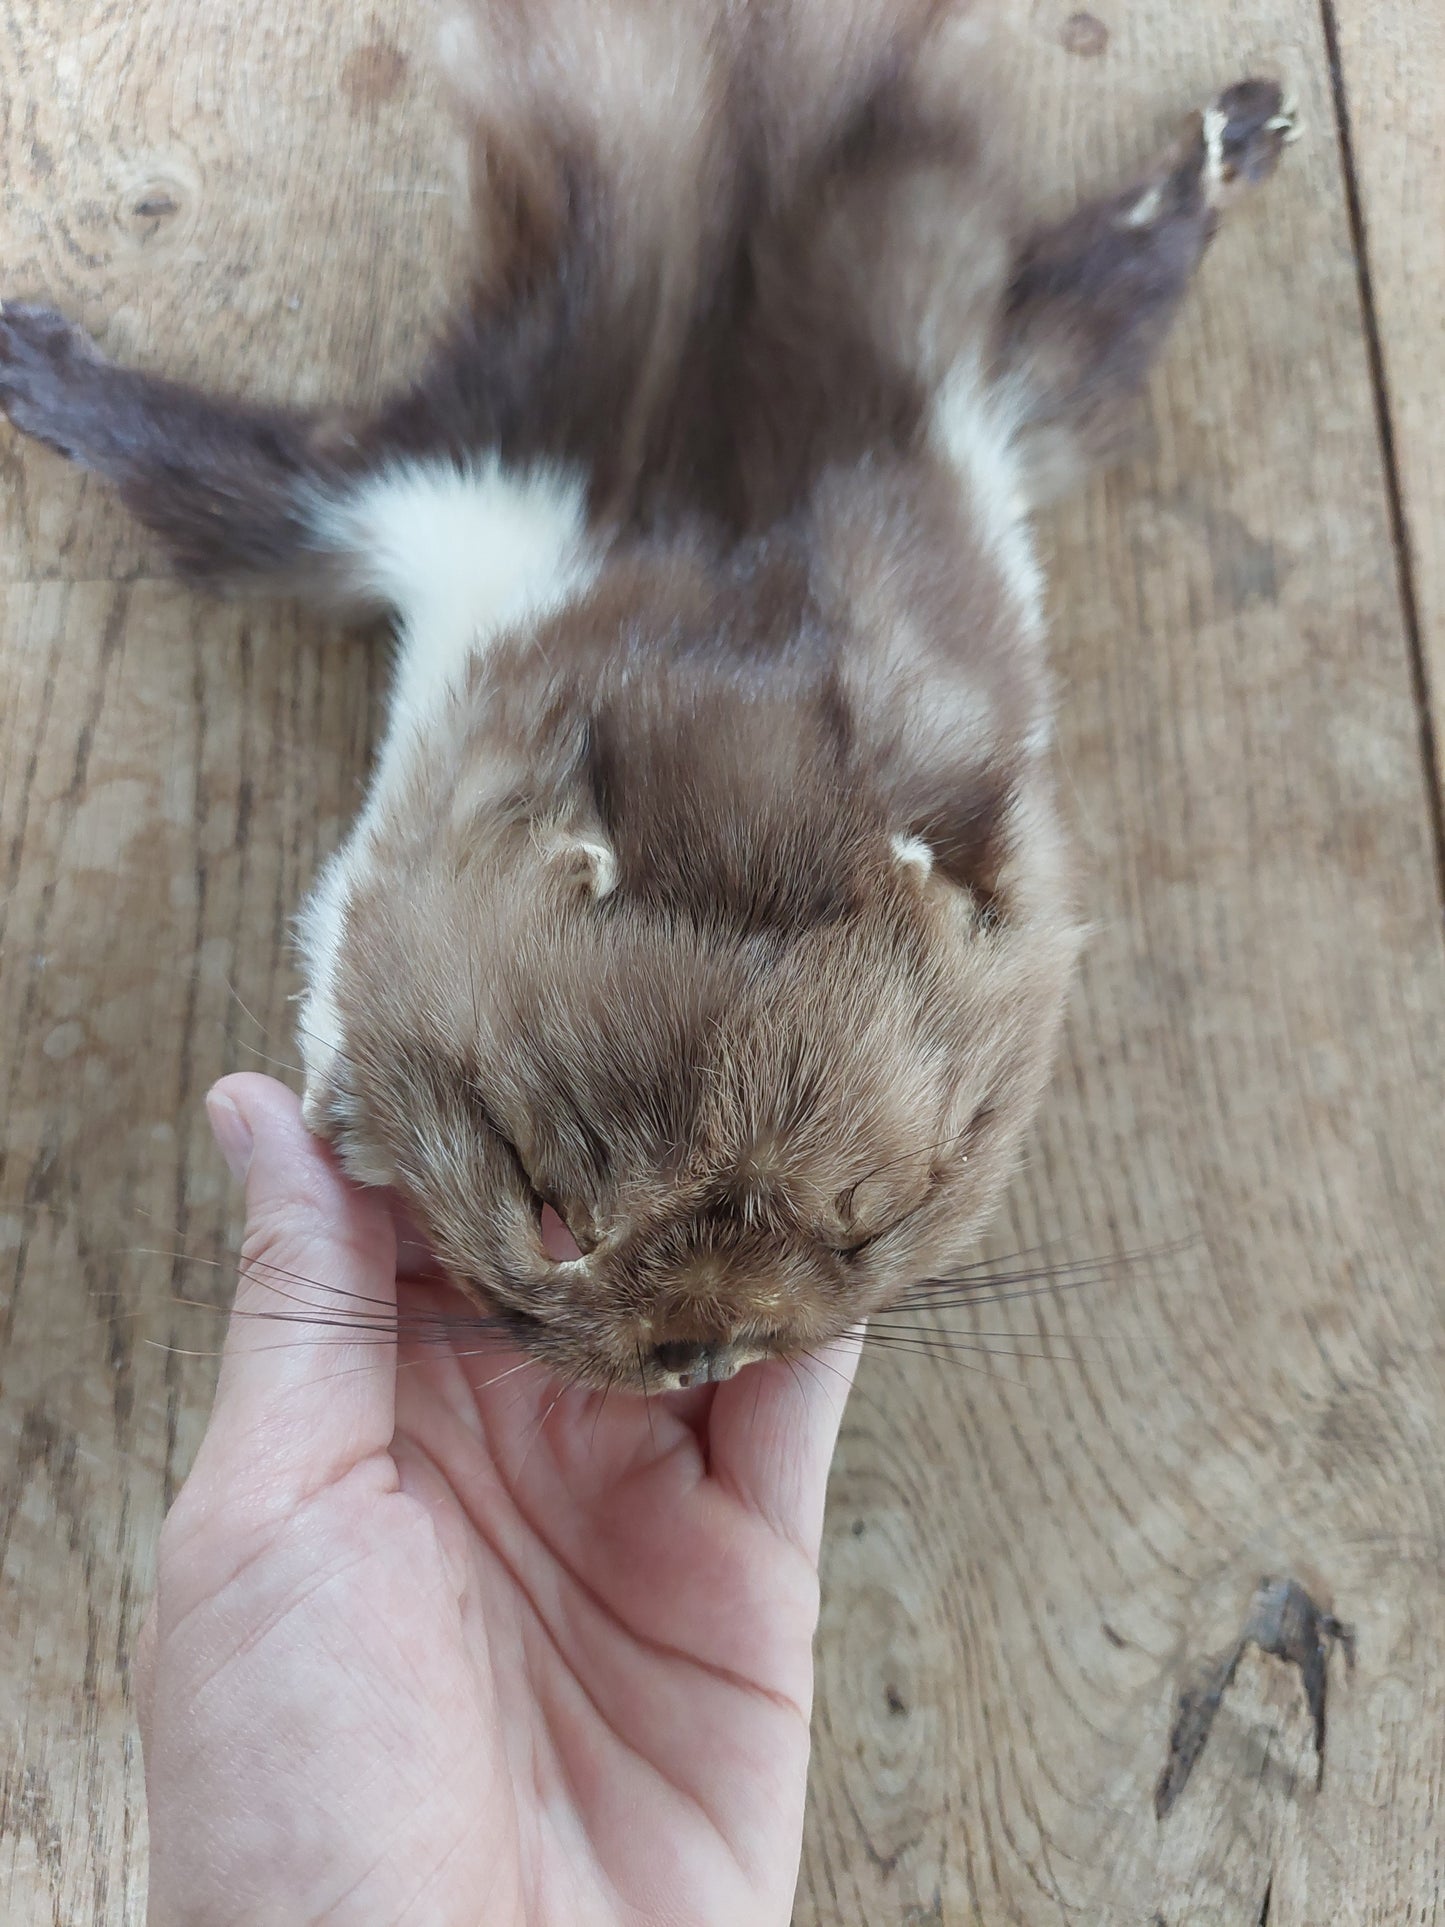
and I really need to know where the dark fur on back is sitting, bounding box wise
[366,0,998,529]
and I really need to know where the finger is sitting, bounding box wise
[187,1073,398,1505]
[705,1331,863,1561]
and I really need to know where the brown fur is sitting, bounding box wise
[0,2,1294,1388]
[316,514,1078,1385]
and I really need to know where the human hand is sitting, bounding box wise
[137,1073,857,1926]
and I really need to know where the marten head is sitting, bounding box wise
[298,511,1080,1391]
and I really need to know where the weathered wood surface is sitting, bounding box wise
[1330,0,1445,874]
[2,3,1442,1923]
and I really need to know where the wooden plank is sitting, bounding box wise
[1328,0,1445,865]
[0,0,466,583]
[0,580,383,1919]
[797,2,1445,1920]
[2,3,1443,1925]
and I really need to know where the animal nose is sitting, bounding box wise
[651,1339,714,1386]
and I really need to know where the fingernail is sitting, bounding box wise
[207,1092,254,1181]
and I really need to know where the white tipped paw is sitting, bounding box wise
[1265,95,1303,144]
[1200,79,1297,211]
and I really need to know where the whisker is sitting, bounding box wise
[890,1269,1153,1316]
[923,1231,1195,1280]
[790,1352,828,1402]
[170,1293,512,1347]
[140,1335,337,1362]
[137,1246,515,1341]
[218,983,322,1080]
[463,1354,541,1395]
[223,976,365,1078]
[139,1338,224,1360]
[589,1370,618,1453]
[637,1339,657,1449]
[893,1237,1199,1309]
[869,1313,1109,1339]
[166,1280,466,1335]
[223,971,364,1079]
[224,976,276,1041]
[857,1341,1028,1386]
[885,1279,1098,1317]
[232,1038,308,1078]
[843,1123,975,1199]
[862,1331,1085,1364]
[794,1346,888,1421]
[260,1334,531,1393]
[795,1347,855,1391]
[291,1016,363,1075]
[516,1375,573,1476]
[780,1352,809,1407]
[915,1237,1062,1279]
[169,1286,400,1331]
[172,1305,396,1339]
[133,1245,401,1313]
[865,1319,1107,1349]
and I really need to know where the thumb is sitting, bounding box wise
[184,1073,399,1513]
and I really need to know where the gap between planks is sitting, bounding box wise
[1316,0,1445,916]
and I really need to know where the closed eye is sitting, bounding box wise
[831,1230,886,1260]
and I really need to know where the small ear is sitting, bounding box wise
[897,750,1018,918]
[890,832,935,880]
[892,828,998,932]
[544,828,618,900]
[888,759,1014,925]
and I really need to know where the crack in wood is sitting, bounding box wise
[1317,0,1445,916]
[1154,1576,1355,1819]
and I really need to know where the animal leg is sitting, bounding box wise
[997,78,1298,504]
[0,301,370,595]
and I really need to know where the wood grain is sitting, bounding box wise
[800,3,1445,1920]
[1327,0,1445,865]
[0,3,433,1915]
[2,2,1443,1923]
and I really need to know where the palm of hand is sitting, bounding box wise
[140,1077,853,1927]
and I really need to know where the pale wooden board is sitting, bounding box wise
[1329,0,1445,857]
[0,578,385,1918]
[0,3,433,1915]
[0,0,467,584]
[1,3,1442,1925]
[799,2,1445,1920]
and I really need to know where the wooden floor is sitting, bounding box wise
[3,2,1442,1921]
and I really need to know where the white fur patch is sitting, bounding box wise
[311,455,599,732]
[930,366,1045,634]
[1124,182,1165,228]
[573,837,618,899]
[891,832,935,879]
[1202,104,1229,197]
[296,455,601,1111]
[295,846,360,1116]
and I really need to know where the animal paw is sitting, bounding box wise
[1199,79,1299,210]
[0,301,107,459]
[1120,79,1297,233]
